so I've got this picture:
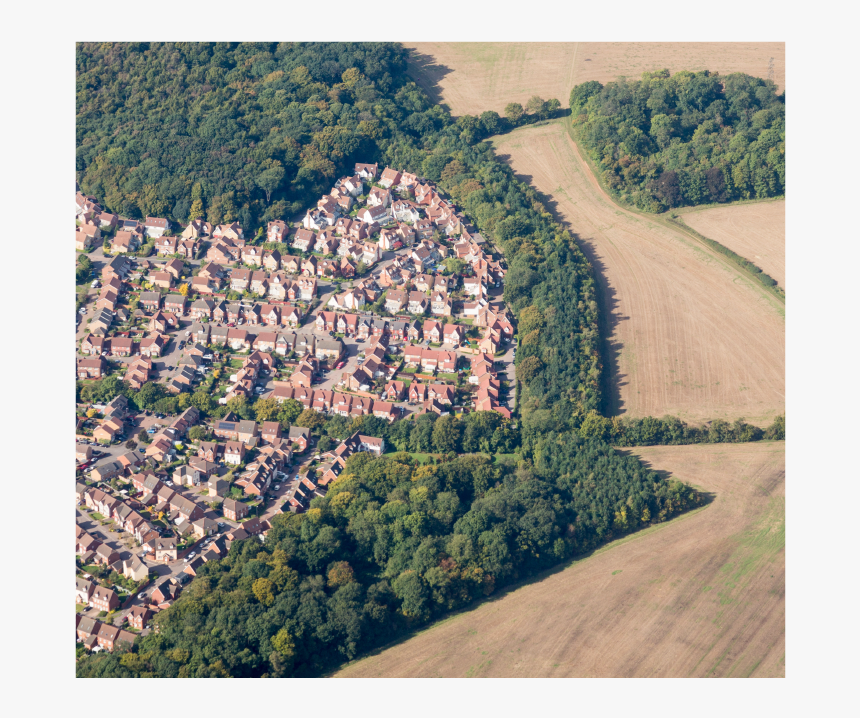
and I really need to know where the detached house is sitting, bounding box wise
[379,167,402,188]
[356,204,389,226]
[354,162,378,179]
[384,289,407,314]
[155,236,179,256]
[144,217,170,238]
[267,220,288,243]
[222,498,249,521]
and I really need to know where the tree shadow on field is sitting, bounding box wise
[406,50,454,114]
[616,450,718,508]
[492,153,628,417]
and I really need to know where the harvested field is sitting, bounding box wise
[682,200,786,289]
[403,42,784,117]
[492,121,785,425]
[336,442,785,678]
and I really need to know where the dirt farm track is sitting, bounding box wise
[404,42,785,117]
[336,442,785,678]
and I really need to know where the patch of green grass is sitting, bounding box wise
[612,570,622,575]
[716,495,785,605]
[89,512,104,521]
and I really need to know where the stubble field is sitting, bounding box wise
[403,42,785,117]
[336,441,785,678]
[492,121,785,424]
[681,200,786,289]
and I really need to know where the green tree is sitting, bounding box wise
[526,95,546,118]
[254,398,279,422]
[252,577,275,606]
[271,628,295,658]
[295,409,325,431]
[441,257,466,275]
[516,356,544,385]
[504,102,524,124]
[190,390,213,415]
[188,425,208,443]
[256,165,285,204]
[277,399,303,428]
[327,561,355,588]
[432,415,462,454]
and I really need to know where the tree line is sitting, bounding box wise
[578,412,785,445]
[569,69,785,212]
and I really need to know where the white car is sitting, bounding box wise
[185,330,191,335]
[274,485,280,491]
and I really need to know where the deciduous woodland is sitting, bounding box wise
[569,70,785,212]
[75,43,771,678]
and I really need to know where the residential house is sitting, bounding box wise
[287,426,310,453]
[91,585,120,613]
[442,323,465,348]
[144,217,170,238]
[384,289,407,314]
[222,498,248,521]
[354,162,378,179]
[148,310,178,333]
[430,291,452,316]
[224,441,246,465]
[315,338,344,362]
[261,421,281,443]
[379,167,402,188]
[163,258,185,280]
[164,295,186,316]
[155,236,179,256]
[123,555,149,583]
[407,291,429,315]
[127,606,152,630]
[384,380,406,401]
[356,204,389,225]
[367,185,391,207]
[267,220,288,243]
[77,356,106,379]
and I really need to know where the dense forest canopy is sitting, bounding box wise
[77,42,415,225]
[569,70,785,212]
[76,43,719,678]
[77,447,700,678]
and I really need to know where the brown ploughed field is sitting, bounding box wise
[336,442,785,678]
[682,200,786,289]
[403,42,785,117]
